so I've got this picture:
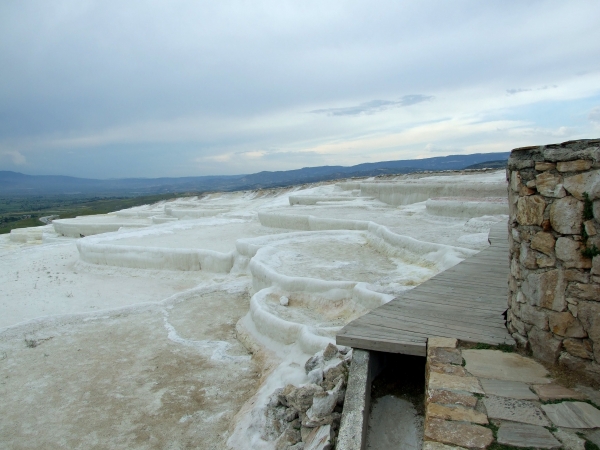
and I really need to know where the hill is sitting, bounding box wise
[0,152,509,197]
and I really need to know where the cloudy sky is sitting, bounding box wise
[1,1,599,178]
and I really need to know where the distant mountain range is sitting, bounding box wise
[0,152,509,197]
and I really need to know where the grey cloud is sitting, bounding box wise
[311,95,433,116]
[0,1,599,177]
[506,88,532,95]
[424,143,464,154]
[506,85,557,95]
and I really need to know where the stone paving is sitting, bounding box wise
[423,337,600,449]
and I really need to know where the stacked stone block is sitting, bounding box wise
[507,139,600,381]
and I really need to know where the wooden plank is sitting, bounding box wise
[346,316,509,346]
[381,306,505,324]
[408,285,506,300]
[336,333,426,356]
[371,306,508,330]
[337,221,514,353]
[396,296,507,312]
[354,312,510,342]
[383,300,506,318]
[389,292,507,312]
[339,320,509,349]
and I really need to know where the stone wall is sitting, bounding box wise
[507,139,600,381]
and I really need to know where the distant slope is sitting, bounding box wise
[0,152,509,197]
[464,160,507,169]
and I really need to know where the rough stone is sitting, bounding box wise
[301,426,312,442]
[428,337,458,349]
[556,237,592,269]
[428,364,469,377]
[510,171,522,192]
[567,283,600,301]
[520,242,538,269]
[563,338,594,360]
[530,231,556,255]
[427,372,484,394]
[585,220,597,237]
[542,218,553,232]
[275,428,302,450]
[557,159,593,172]
[303,424,333,450]
[422,442,468,450]
[559,352,596,377]
[484,395,550,426]
[511,227,521,243]
[322,344,339,361]
[511,159,536,170]
[512,332,529,349]
[479,378,538,400]
[563,169,600,201]
[532,383,587,402]
[568,302,579,318]
[302,411,340,429]
[536,171,566,198]
[424,418,493,449]
[426,403,488,424]
[308,368,324,385]
[427,389,478,408]
[565,269,591,283]
[575,385,600,408]
[322,361,348,391]
[550,197,584,234]
[508,313,528,336]
[588,234,600,249]
[497,423,561,449]
[510,258,522,281]
[517,195,546,226]
[520,185,536,196]
[307,392,337,420]
[588,429,600,448]
[520,305,549,330]
[529,327,563,364]
[305,355,324,374]
[462,350,550,384]
[286,384,324,413]
[541,401,600,428]
[278,385,296,407]
[543,146,600,163]
[578,302,600,362]
[537,254,556,267]
[552,428,586,450]
[536,162,556,171]
[594,257,600,276]
[521,269,566,312]
[509,274,518,293]
[427,348,463,366]
[548,311,586,338]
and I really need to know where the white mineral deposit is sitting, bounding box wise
[0,170,508,449]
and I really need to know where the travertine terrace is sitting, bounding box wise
[1,169,508,449]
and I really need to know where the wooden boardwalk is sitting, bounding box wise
[336,222,514,356]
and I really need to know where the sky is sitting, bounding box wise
[1,1,600,179]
